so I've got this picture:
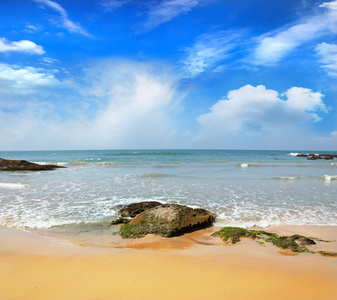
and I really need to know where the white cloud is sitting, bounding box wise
[76,60,181,148]
[0,60,182,150]
[0,37,45,55]
[34,0,92,37]
[139,0,205,33]
[316,42,337,76]
[181,31,244,77]
[0,63,59,93]
[194,85,329,149]
[251,0,337,65]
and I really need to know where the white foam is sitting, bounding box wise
[322,175,337,182]
[0,183,28,189]
[289,153,299,156]
[96,162,117,166]
[278,176,299,180]
[240,163,249,168]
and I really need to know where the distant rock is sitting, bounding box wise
[0,158,65,171]
[118,201,162,218]
[119,204,216,238]
[296,153,337,160]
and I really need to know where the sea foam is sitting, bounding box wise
[321,175,337,182]
[0,183,28,189]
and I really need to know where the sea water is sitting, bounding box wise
[0,150,336,235]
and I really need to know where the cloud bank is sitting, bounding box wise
[194,84,329,149]
[0,60,181,150]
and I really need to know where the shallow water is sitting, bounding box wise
[0,150,336,234]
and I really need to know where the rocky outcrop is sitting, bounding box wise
[119,204,216,238]
[296,153,337,160]
[0,158,65,171]
[118,201,162,218]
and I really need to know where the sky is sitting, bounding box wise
[0,0,337,151]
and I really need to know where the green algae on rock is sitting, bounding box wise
[120,204,216,239]
[317,251,337,257]
[211,227,272,244]
[212,227,317,253]
[110,217,130,225]
[118,201,162,218]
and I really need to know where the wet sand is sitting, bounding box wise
[1,225,337,300]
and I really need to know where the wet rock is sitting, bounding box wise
[212,227,316,253]
[110,217,130,225]
[120,204,216,238]
[0,158,65,171]
[296,153,337,160]
[317,251,337,257]
[118,201,162,218]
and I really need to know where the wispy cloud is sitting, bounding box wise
[181,30,244,77]
[100,0,131,11]
[251,0,337,65]
[34,0,92,37]
[316,42,337,76]
[139,0,205,33]
[0,37,45,55]
[23,24,43,34]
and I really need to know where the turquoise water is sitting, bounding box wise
[0,150,336,232]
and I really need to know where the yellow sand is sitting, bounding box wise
[0,225,336,300]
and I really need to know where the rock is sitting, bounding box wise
[317,251,337,257]
[296,153,337,160]
[0,158,65,171]
[110,217,130,225]
[118,201,162,218]
[120,204,216,238]
[212,227,317,253]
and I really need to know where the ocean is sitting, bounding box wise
[0,150,336,236]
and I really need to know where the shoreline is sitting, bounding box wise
[1,225,337,299]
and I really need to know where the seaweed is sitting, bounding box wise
[317,251,337,257]
[212,227,317,253]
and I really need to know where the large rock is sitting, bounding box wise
[0,158,65,171]
[120,204,216,238]
[118,201,162,218]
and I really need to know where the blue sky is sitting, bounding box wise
[1,0,337,150]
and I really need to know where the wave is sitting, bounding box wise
[34,161,68,166]
[103,151,190,156]
[321,175,337,182]
[0,182,29,189]
[273,176,299,180]
[96,162,117,167]
[237,163,249,168]
[140,173,173,178]
[288,153,300,156]
[70,161,88,166]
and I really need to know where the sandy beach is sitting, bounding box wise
[1,225,336,300]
